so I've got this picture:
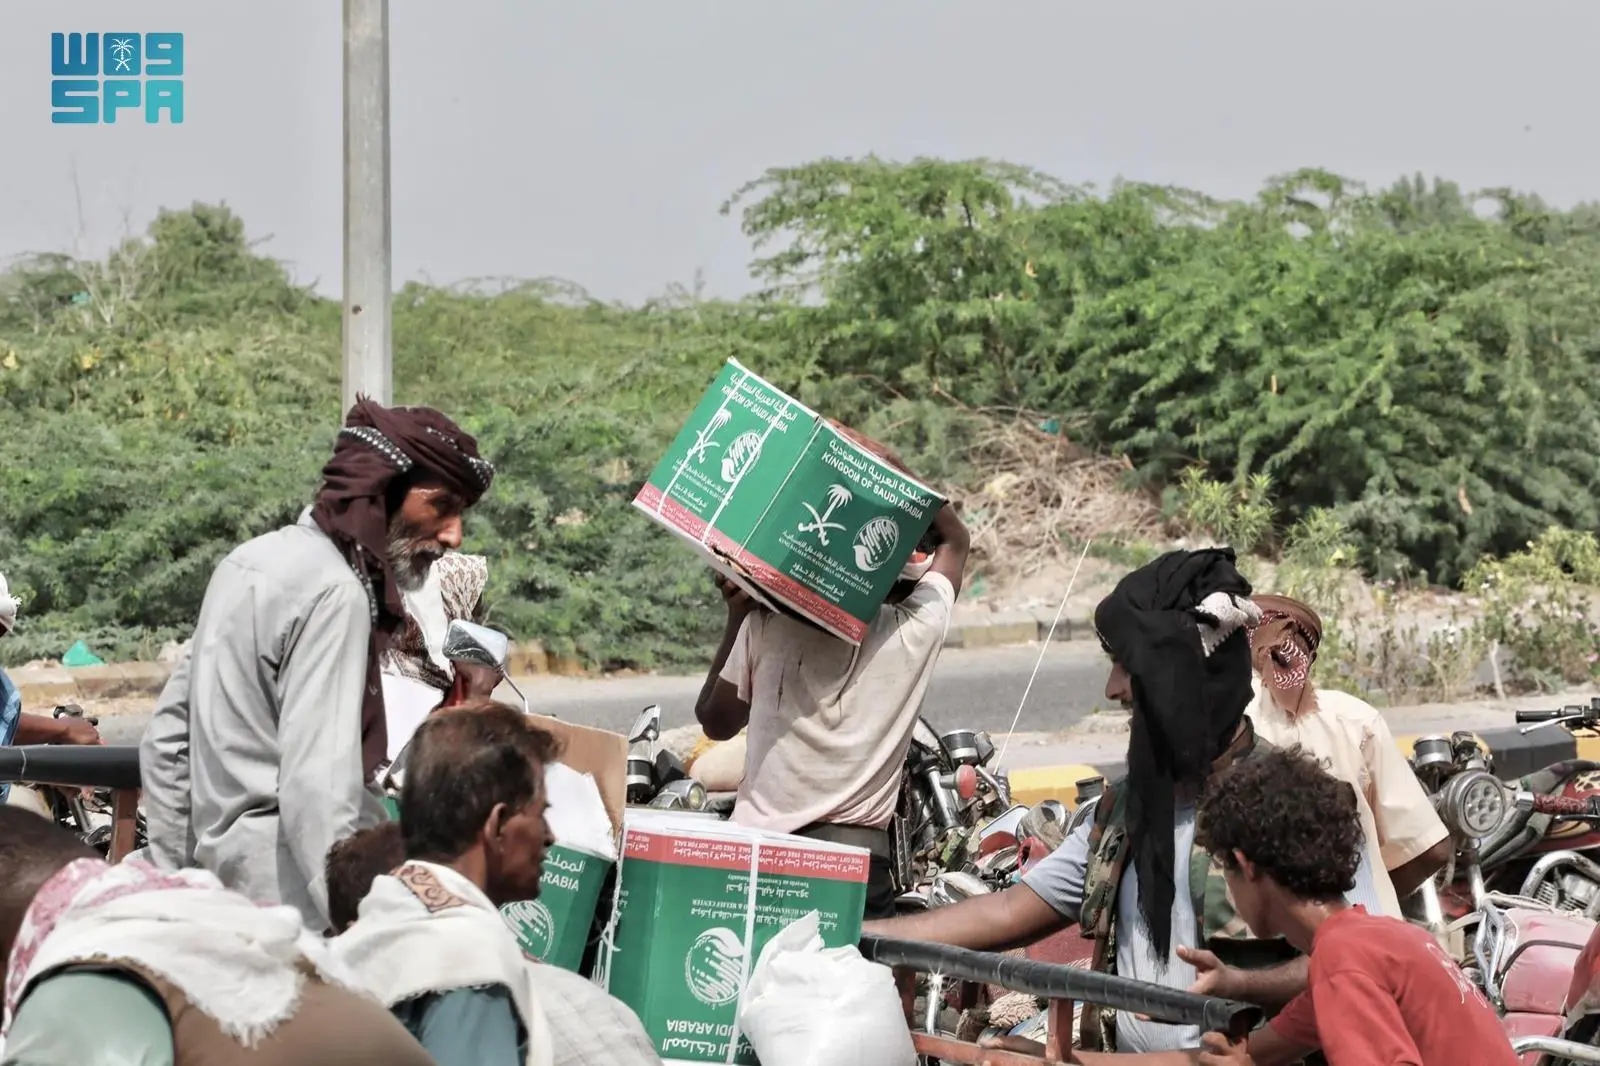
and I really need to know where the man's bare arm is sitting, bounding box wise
[926,504,971,598]
[1389,838,1452,900]
[695,577,753,742]
[1067,1022,1309,1065]
[862,883,1066,954]
[14,713,98,744]
[1220,957,1309,1012]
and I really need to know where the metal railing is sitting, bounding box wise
[0,744,143,861]
[859,934,1262,1064]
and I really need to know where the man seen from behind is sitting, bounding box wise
[0,807,432,1066]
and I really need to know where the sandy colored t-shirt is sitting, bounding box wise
[720,573,956,833]
[1248,682,1448,919]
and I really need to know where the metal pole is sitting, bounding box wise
[342,0,393,412]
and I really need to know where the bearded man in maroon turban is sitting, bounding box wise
[139,398,495,931]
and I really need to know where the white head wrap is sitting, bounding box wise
[1194,590,1261,658]
[0,572,17,634]
[899,554,934,583]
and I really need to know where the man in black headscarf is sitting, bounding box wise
[1090,547,1259,965]
[864,549,1341,1060]
[139,398,495,932]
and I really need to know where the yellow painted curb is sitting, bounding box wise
[1576,734,1600,763]
[1009,764,1107,809]
[1007,735,1482,811]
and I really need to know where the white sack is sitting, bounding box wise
[737,911,916,1066]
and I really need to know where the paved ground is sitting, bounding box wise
[96,641,1119,746]
[94,644,1578,778]
[81,660,1598,814]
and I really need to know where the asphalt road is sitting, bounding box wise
[97,641,1115,746]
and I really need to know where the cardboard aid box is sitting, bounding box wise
[596,810,871,1065]
[499,715,627,973]
[634,358,946,644]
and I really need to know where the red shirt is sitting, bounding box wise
[1269,906,1516,1065]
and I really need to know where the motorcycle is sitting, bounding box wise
[623,703,717,813]
[1403,724,1600,1064]
[963,778,1104,1053]
[1541,922,1600,1063]
[1409,706,1600,924]
[890,721,1016,913]
[27,703,148,858]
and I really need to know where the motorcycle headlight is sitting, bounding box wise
[1439,769,1508,841]
[651,779,707,811]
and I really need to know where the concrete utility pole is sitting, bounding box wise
[342,0,393,412]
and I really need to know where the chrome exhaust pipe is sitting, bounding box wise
[1509,1035,1600,1062]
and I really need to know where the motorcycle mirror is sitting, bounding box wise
[628,705,662,745]
[444,620,532,716]
[1035,799,1069,825]
[654,750,688,788]
[443,620,510,671]
[973,731,997,766]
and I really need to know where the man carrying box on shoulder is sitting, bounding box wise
[695,428,970,921]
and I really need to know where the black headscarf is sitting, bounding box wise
[311,397,495,778]
[1093,548,1256,961]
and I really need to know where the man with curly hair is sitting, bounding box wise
[1191,746,1517,1065]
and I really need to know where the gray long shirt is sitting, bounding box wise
[139,510,386,929]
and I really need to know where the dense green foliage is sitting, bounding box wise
[730,160,1600,582]
[0,205,779,666]
[5,158,1600,668]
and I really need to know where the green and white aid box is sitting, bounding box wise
[500,843,611,972]
[597,810,871,1065]
[499,719,630,974]
[634,358,946,644]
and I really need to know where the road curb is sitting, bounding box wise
[1010,729,1589,809]
[7,614,1089,709]
[945,613,1094,650]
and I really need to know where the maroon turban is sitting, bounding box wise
[311,396,494,778]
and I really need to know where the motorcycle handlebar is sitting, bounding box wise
[1514,708,1566,723]
[1530,793,1600,818]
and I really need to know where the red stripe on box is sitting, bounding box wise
[635,485,869,644]
[699,531,868,643]
[624,830,871,883]
[633,484,709,539]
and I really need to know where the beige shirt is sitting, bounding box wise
[720,573,956,833]
[1248,681,1449,917]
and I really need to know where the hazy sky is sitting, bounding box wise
[4,1,1598,304]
